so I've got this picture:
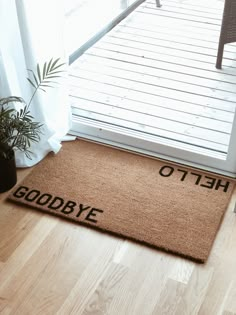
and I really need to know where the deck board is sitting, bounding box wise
[69,0,236,155]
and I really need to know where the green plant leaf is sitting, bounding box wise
[50,58,60,71]
[0,96,25,106]
[27,77,37,89]
[38,79,58,83]
[43,75,61,79]
[37,64,41,83]
[0,58,65,159]
[39,84,55,88]
[46,58,53,75]
[43,62,47,79]
[32,71,39,86]
[27,69,39,86]
[48,70,64,74]
[39,87,47,92]
[51,63,65,71]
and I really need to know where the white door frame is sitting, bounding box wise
[70,112,236,178]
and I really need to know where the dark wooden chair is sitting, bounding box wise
[216,0,236,69]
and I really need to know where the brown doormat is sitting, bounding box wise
[8,139,235,263]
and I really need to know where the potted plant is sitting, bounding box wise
[0,58,64,193]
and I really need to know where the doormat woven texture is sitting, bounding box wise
[8,139,235,263]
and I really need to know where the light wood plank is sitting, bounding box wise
[70,82,234,122]
[71,57,236,103]
[70,66,235,112]
[71,85,233,128]
[103,29,236,63]
[74,53,236,97]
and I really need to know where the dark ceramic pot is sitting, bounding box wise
[0,148,17,193]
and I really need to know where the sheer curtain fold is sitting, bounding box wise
[0,0,71,167]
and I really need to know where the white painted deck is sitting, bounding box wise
[68,0,236,157]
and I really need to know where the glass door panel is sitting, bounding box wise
[67,0,236,177]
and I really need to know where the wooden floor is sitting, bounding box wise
[69,0,236,157]
[0,161,236,314]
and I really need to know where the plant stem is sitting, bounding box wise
[27,87,38,111]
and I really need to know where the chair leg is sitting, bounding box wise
[156,0,162,7]
[216,42,224,69]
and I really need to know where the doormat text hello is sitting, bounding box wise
[159,166,231,193]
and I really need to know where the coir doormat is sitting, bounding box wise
[8,139,235,263]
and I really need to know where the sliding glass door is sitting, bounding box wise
[67,0,236,177]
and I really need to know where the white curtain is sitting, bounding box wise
[0,0,71,167]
